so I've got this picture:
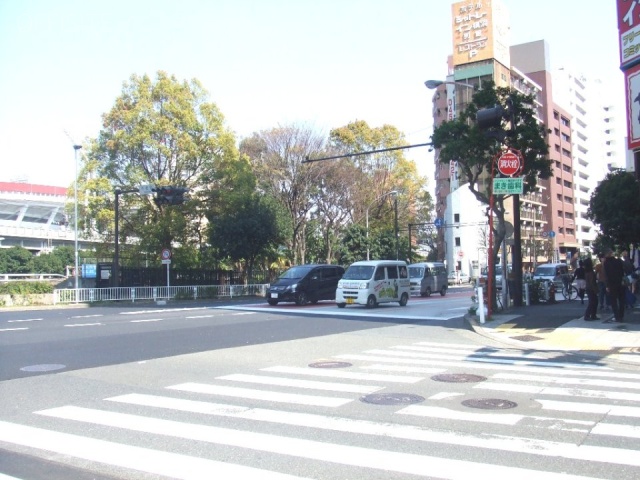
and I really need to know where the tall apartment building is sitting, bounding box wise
[552,68,622,253]
[431,1,624,273]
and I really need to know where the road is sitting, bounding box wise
[1,286,639,479]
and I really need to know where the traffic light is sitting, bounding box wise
[153,186,189,206]
[476,105,504,130]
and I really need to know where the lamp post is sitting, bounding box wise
[424,79,475,90]
[73,144,82,302]
[365,190,398,261]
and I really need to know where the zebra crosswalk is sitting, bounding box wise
[1,341,639,479]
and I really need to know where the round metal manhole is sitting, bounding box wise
[431,373,487,383]
[308,361,352,369]
[462,398,518,410]
[20,364,66,373]
[360,393,425,405]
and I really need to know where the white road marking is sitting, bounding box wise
[539,399,640,418]
[0,420,309,480]
[217,373,381,394]
[106,392,640,467]
[493,372,640,390]
[261,365,423,383]
[476,382,640,402]
[167,382,352,407]
[63,323,103,327]
[33,406,605,479]
[130,318,163,323]
[8,318,42,323]
[0,327,28,332]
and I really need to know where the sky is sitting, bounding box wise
[0,0,625,190]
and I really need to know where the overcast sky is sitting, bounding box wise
[0,0,624,189]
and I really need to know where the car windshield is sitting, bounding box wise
[279,266,313,279]
[535,266,555,277]
[343,265,375,280]
[408,267,424,278]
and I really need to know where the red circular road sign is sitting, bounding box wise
[497,149,523,177]
[161,248,172,260]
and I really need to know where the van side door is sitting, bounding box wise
[385,266,399,299]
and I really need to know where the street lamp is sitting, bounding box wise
[424,79,475,90]
[365,190,398,261]
[73,144,82,302]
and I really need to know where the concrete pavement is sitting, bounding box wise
[466,298,640,365]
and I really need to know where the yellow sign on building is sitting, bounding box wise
[451,0,510,67]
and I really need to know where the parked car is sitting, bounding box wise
[448,271,470,285]
[409,262,448,297]
[267,264,344,306]
[336,260,410,308]
[532,263,569,288]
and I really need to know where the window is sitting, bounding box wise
[386,266,398,279]
[455,237,461,247]
[374,267,385,281]
[454,213,460,223]
[561,116,570,127]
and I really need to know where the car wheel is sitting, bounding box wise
[337,303,346,308]
[267,299,278,306]
[399,292,409,306]
[422,287,432,297]
[440,286,447,296]
[366,295,377,308]
[295,292,308,305]
[311,299,319,304]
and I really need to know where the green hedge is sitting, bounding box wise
[0,282,54,295]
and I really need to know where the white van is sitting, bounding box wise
[336,260,410,308]
[408,262,448,297]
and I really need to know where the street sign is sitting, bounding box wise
[496,149,523,177]
[161,248,172,260]
[492,177,523,194]
[139,184,155,195]
[161,259,172,265]
[434,218,444,228]
[548,231,556,238]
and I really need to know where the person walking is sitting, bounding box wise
[583,258,599,320]
[603,248,626,323]
[594,253,610,312]
[572,260,586,304]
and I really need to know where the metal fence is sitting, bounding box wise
[54,284,269,304]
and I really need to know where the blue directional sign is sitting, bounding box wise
[548,231,556,238]
[434,218,444,228]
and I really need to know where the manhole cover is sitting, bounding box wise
[462,398,518,410]
[360,393,425,405]
[431,373,487,383]
[308,361,352,369]
[20,364,66,372]
[511,335,542,342]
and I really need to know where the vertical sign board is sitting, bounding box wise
[618,0,640,149]
[451,0,510,68]
[618,0,640,70]
[625,62,640,150]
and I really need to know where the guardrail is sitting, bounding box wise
[54,284,269,304]
[1,273,67,282]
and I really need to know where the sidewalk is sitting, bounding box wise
[467,299,640,365]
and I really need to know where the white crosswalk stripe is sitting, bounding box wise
[1,341,639,479]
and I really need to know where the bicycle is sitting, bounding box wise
[561,281,578,301]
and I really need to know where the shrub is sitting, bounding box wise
[0,281,54,295]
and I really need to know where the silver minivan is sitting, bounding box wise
[533,263,569,288]
[408,262,448,297]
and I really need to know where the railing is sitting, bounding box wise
[54,284,269,304]
[1,273,67,282]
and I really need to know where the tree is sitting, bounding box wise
[0,246,34,274]
[208,195,288,280]
[588,169,640,249]
[430,81,551,278]
[240,124,328,265]
[328,121,431,263]
[82,71,252,269]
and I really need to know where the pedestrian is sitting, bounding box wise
[572,260,586,304]
[603,248,626,323]
[594,253,610,312]
[583,258,599,320]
